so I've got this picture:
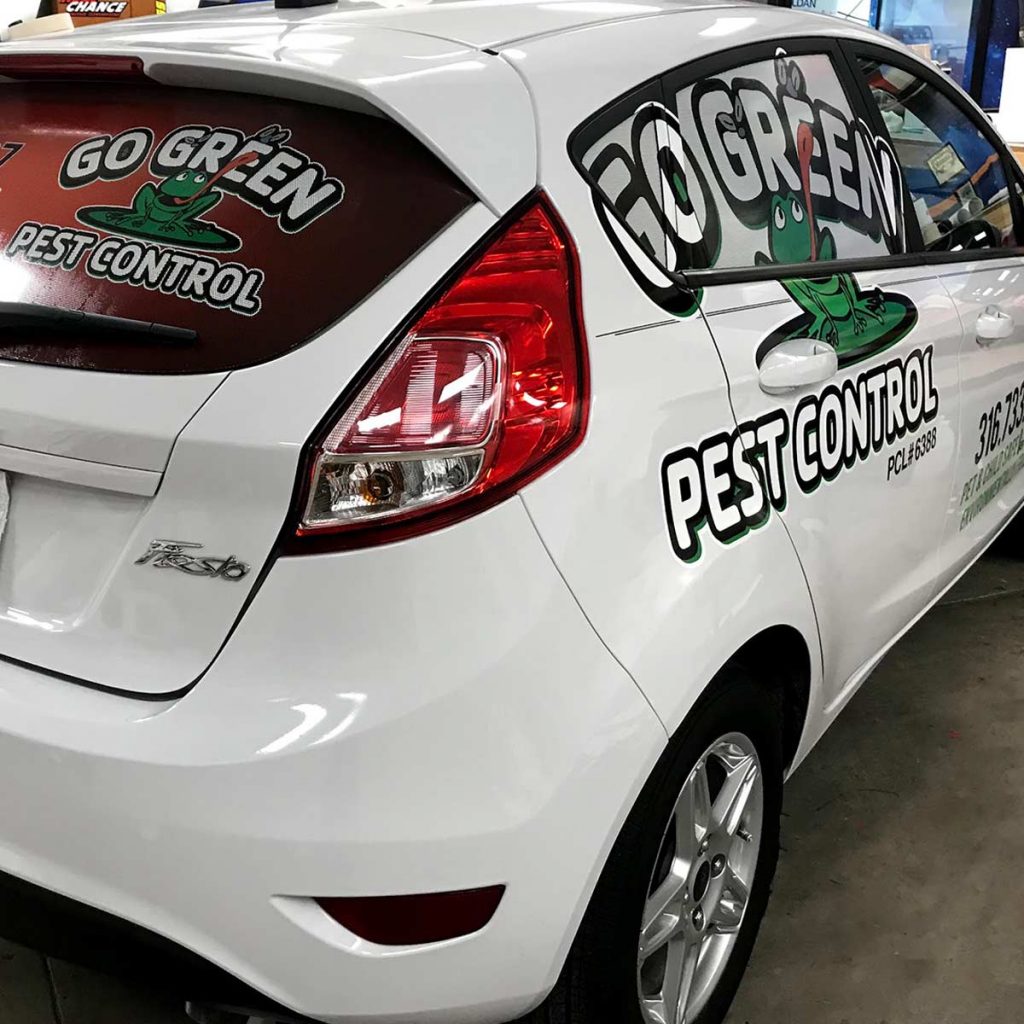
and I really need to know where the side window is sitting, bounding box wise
[665,52,904,271]
[859,57,1020,254]
[571,48,911,316]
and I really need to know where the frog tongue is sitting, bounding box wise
[173,151,261,205]
[797,121,816,262]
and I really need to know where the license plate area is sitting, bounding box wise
[0,474,145,631]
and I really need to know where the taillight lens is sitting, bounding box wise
[294,195,588,547]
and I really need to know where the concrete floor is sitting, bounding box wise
[726,550,1024,1024]
[3,553,1024,1024]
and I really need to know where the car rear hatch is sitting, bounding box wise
[0,21,536,695]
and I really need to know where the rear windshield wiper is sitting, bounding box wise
[0,302,197,345]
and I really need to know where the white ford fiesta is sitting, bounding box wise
[0,1,1020,1022]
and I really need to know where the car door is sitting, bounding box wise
[660,40,963,706]
[850,46,1024,590]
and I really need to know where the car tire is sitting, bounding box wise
[992,508,1024,556]
[521,667,783,1024]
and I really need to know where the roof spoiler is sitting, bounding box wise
[0,35,536,213]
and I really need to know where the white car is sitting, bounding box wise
[0,2,1019,1023]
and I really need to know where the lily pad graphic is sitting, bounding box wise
[77,204,242,252]
[756,278,918,370]
[76,167,251,253]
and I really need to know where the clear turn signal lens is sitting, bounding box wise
[303,451,485,526]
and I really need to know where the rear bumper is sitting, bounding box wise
[0,868,308,1020]
[0,498,666,1024]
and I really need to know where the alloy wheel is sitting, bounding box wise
[637,732,764,1024]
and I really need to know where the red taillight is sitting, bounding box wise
[0,56,147,80]
[292,194,589,549]
[317,886,505,946]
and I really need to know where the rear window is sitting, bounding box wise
[0,83,472,373]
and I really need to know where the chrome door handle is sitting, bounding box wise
[976,305,1015,346]
[757,338,839,395]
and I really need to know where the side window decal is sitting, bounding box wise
[570,47,915,326]
[690,54,905,252]
[574,97,719,318]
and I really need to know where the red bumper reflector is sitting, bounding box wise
[317,885,505,946]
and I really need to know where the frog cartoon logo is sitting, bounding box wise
[753,120,917,369]
[74,134,270,252]
[62,124,344,254]
[77,160,249,252]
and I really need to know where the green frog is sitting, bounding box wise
[756,192,886,348]
[77,159,249,252]
[122,169,223,238]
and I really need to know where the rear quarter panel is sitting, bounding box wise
[506,14,826,760]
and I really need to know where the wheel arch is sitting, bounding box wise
[658,623,817,774]
[723,624,813,772]
[522,628,805,1024]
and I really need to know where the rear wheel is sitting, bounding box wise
[524,671,783,1024]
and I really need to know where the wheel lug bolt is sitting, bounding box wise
[692,907,705,930]
[711,854,726,875]
[699,838,710,854]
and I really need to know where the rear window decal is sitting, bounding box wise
[662,345,938,563]
[60,123,344,244]
[3,122,347,318]
[0,143,23,171]
[8,222,264,316]
[4,122,344,319]
[0,84,472,373]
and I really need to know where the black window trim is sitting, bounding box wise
[567,33,1024,292]
[566,75,680,276]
